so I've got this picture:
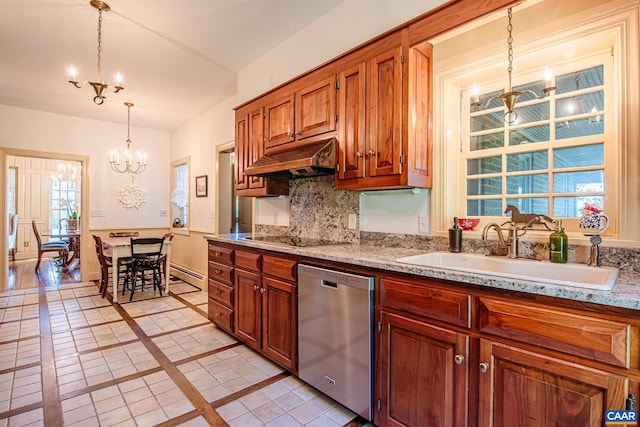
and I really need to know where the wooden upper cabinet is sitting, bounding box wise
[265,94,295,150]
[337,63,367,181]
[295,76,336,141]
[248,107,265,189]
[407,41,433,188]
[234,105,289,197]
[335,37,406,190]
[265,76,336,152]
[368,45,403,179]
[235,113,250,191]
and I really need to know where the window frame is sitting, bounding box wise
[431,4,639,242]
[170,157,190,232]
[460,54,616,234]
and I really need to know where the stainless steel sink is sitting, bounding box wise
[395,252,618,290]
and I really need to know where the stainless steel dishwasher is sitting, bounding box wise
[297,264,374,421]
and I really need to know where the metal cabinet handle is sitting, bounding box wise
[214,251,221,256]
[215,312,222,317]
[454,354,464,365]
[253,285,259,291]
[479,362,489,373]
[368,150,377,156]
[287,132,294,138]
[260,288,265,294]
[215,289,221,295]
[356,152,363,158]
[214,269,222,274]
[296,130,302,135]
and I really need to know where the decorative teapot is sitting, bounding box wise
[579,204,608,235]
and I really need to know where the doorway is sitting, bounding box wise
[2,148,89,290]
[216,143,253,234]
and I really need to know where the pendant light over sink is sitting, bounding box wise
[470,7,556,123]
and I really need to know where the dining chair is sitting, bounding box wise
[8,214,18,262]
[92,235,132,298]
[159,232,174,283]
[126,237,164,301]
[31,219,69,272]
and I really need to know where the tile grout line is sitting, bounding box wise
[38,286,64,426]
[106,288,229,426]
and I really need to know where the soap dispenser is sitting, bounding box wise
[449,217,462,253]
[549,219,568,263]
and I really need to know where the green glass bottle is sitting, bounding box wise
[549,219,568,263]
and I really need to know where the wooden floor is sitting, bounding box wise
[8,258,81,289]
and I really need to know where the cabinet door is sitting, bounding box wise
[378,311,469,427]
[234,269,262,350]
[248,107,265,189]
[337,62,367,181]
[265,94,295,150]
[294,76,336,141]
[368,46,403,178]
[235,113,250,191]
[261,276,297,372]
[478,339,629,427]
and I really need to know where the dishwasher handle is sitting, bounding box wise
[321,279,338,289]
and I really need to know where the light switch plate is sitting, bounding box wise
[160,209,168,217]
[90,209,106,217]
[348,214,357,229]
[418,215,429,234]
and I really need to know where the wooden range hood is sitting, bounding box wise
[244,138,336,180]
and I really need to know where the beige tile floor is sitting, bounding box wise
[0,277,364,426]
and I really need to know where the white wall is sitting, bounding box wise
[0,104,170,228]
[170,94,236,233]
[238,0,448,103]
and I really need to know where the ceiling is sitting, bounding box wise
[0,0,349,131]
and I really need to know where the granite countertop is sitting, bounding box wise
[204,234,640,311]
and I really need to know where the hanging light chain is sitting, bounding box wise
[96,7,103,82]
[506,7,513,91]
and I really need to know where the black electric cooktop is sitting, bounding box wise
[240,235,346,247]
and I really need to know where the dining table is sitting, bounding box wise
[41,228,81,271]
[101,236,172,303]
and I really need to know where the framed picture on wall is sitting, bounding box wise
[195,175,208,197]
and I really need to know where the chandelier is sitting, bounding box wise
[110,102,147,175]
[471,7,556,123]
[67,1,123,105]
[52,163,78,182]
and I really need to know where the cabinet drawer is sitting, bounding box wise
[380,276,471,328]
[208,262,233,285]
[262,255,297,282]
[235,250,262,272]
[208,244,234,265]
[208,298,234,334]
[478,297,630,368]
[208,280,233,308]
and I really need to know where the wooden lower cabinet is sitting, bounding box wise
[235,268,261,350]
[233,259,298,372]
[478,339,629,427]
[261,276,297,371]
[377,311,469,427]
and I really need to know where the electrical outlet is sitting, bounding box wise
[160,209,168,217]
[418,215,430,234]
[348,214,357,229]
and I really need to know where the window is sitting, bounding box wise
[50,162,80,229]
[464,61,611,225]
[170,158,189,228]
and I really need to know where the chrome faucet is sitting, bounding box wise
[482,222,520,259]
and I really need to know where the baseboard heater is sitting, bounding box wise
[170,263,205,289]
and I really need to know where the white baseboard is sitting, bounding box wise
[170,263,206,289]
